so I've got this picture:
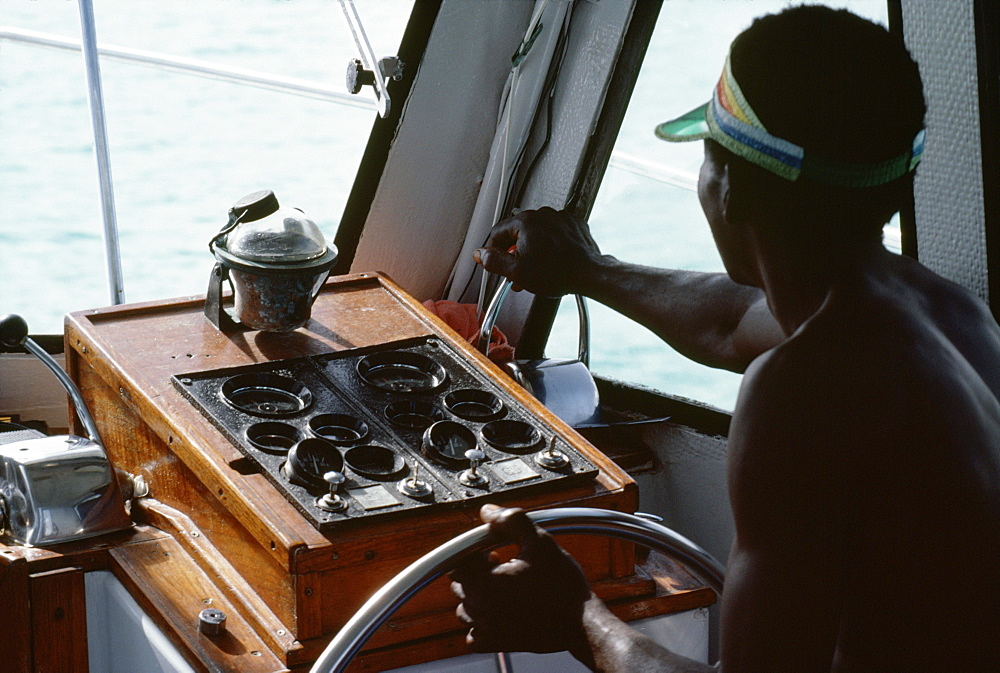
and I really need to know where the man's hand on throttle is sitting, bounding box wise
[474,207,605,297]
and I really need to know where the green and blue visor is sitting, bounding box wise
[655,54,925,189]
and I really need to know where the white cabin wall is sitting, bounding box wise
[351,0,640,348]
[350,1,535,302]
[632,425,733,567]
[901,0,989,301]
[630,423,731,663]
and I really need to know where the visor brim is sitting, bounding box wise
[655,102,711,142]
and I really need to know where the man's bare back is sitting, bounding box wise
[729,250,1000,670]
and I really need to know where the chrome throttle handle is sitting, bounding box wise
[0,313,133,546]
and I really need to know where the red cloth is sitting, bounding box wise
[422,300,515,365]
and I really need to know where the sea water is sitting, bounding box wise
[0,0,888,411]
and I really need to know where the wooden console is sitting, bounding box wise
[46,273,714,671]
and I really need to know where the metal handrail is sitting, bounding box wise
[310,507,725,673]
[479,278,591,367]
[0,26,376,109]
[0,29,704,196]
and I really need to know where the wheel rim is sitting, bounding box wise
[309,507,725,673]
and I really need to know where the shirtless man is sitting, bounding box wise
[452,6,1000,672]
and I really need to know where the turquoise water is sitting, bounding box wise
[1,0,402,329]
[1,0,888,411]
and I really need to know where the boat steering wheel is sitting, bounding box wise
[309,507,726,673]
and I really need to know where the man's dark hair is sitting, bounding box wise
[726,4,926,234]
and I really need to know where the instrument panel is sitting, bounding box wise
[173,336,596,531]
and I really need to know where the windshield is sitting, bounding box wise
[1,0,410,334]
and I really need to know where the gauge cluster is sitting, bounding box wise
[172,336,597,530]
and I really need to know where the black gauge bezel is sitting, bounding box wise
[308,413,370,445]
[285,437,345,489]
[384,399,446,430]
[221,372,312,417]
[422,420,478,468]
[357,351,447,393]
[444,388,505,421]
[480,419,543,454]
[345,444,407,480]
[246,421,301,454]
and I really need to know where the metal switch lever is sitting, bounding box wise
[399,464,432,499]
[536,436,569,469]
[318,471,348,512]
[459,449,488,488]
[0,313,103,445]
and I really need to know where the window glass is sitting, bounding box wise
[547,0,891,411]
[0,0,411,333]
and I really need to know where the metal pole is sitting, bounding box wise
[77,0,125,305]
[337,0,391,116]
[495,652,515,672]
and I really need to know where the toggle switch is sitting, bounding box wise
[317,470,348,512]
[399,463,433,499]
[459,448,488,488]
[535,436,569,469]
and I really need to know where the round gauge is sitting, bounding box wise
[221,372,312,417]
[308,413,369,445]
[345,445,406,480]
[444,389,504,421]
[480,419,543,454]
[245,421,300,454]
[422,420,478,467]
[284,437,345,490]
[357,351,447,393]
[384,400,445,431]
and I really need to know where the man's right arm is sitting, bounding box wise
[474,208,783,373]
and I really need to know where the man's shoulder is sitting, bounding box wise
[749,270,980,387]
[734,296,919,448]
[741,315,885,399]
[738,270,1000,446]
[733,331,869,458]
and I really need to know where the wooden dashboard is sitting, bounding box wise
[1,273,713,672]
